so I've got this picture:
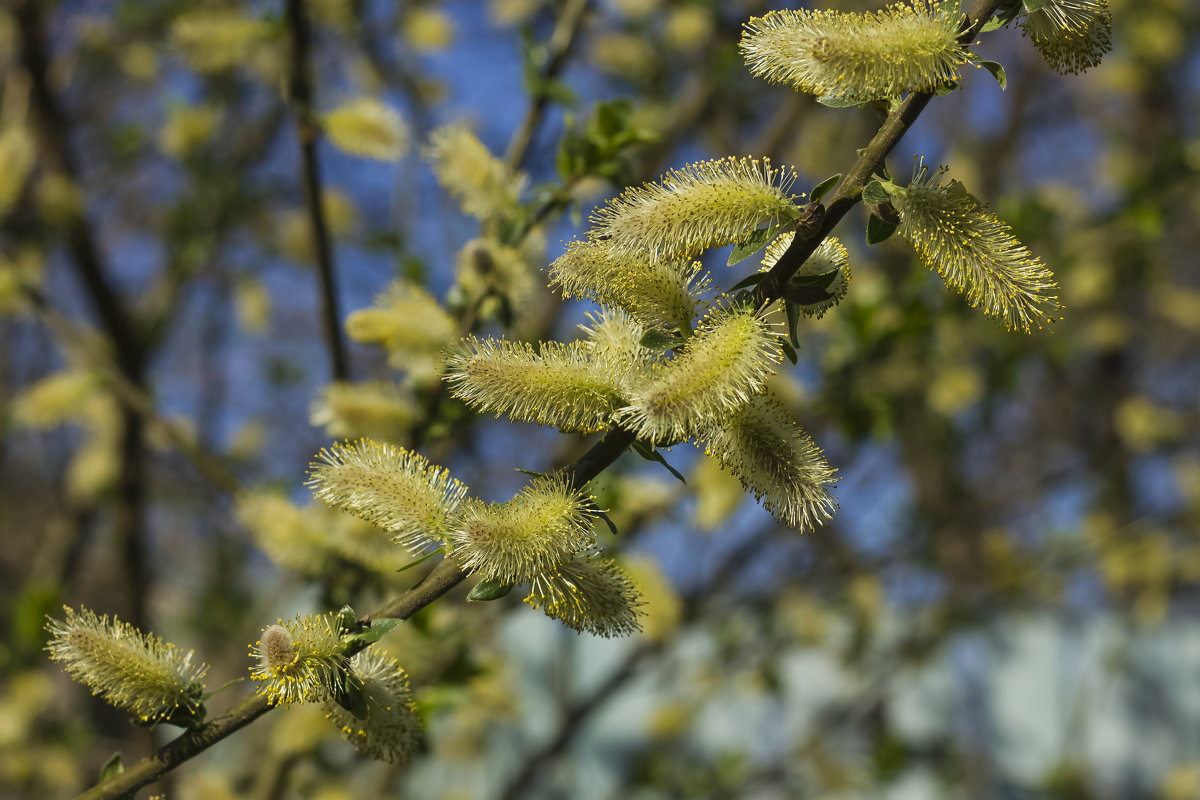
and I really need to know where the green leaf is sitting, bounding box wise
[933,82,958,96]
[99,753,124,783]
[336,605,357,632]
[810,173,842,203]
[789,269,840,291]
[467,579,515,602]
[333,678,370,720]
[632,440,687,484]
[817,95,866,108]
[344,617,400,646]
[1023,0,1048,11]
[866,213,899,245]
[515,468,549,479]
[198,677,245,704]
[640,329,681,351]
[975,59,1007,90]
[781,340,798,366]
[862,180,892,205]
[727,222,787,266]
[594,509,619,536]
[728,272,765,292]
[396,548,444,574]
[786,299,801,347]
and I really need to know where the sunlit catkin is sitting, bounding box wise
[425,125,527,221]
[699,394,838,531]
[442,336,627,433]
[891,164,1061,333]
[622,303,782,442]
[324,650,423,764]
[549,239,709,332]
[589,157,800,261]
[307,438,468,554]
[46,607,209,724]
[525,552,645,637]
[740,1,969,101]
[250,614,349,706]
[761,233,851,319]
[1020,0,1111,75]
[449,475,596,585]
[323,98,409,162]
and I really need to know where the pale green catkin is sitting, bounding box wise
[589,157,800,262]
[525,552,645,637]
[621,303,782,442]
[307,438,468,554]
[1020,0,1112,75]
[249,613,349,706]
[46,607,208,724]
[740,1,969,101]
[699,394,838,531]
[761,234,852,319]
[324,650,423,764]
[449,475,596,585]
[892,163,1061,333]
[442,335,627,434]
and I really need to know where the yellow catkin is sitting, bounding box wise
[893,163,1061,333]
[741,1,969,101]
[323,650,423,764]
[250,614,349,706]
[1020,0,1111,75]
[525,552,645,637]
[589,157,800,261]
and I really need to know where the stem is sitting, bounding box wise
[504,0,591,170]
[286,0,350,382]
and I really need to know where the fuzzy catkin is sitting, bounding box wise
[549,239,709,332]
[1020,0,1112,75]
[621,303,782,442]
[525,552,645,637]
[449,475,596,585]
[699,394,838,531]
[45,607,209,724]
[442,336,627,433]
[892,165,1060,333]
[740,1,969,101]
[424,125,527,221]
[589,157,799,262]
[307,438,468,554]
[762,234,851,319]
[324,650,423,764]
[250,614,349,706]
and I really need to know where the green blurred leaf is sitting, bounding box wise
[467,579,514,602]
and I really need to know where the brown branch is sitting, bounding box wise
[286,0,350,382]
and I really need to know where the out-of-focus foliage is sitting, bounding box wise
[1,0,1198,798]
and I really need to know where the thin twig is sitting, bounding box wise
[504,0,592,170]
[286,0,350,381]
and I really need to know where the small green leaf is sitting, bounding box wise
[727,222,787,266]
[933,82,958,96]
[594,509,619,536]
[975,59,1006,90]
[336,605,357,632]
[343,617,400,646]
[632,440,687,484]
[198,677,244,704]
[809,173,842,203]
[396,548,444,574]
[467,579,514,602]
[333,678,370,720]
[786,299,801,348]
[862,180,892,205]
[1023,0,1048,12]
[789,269,840,291]
[866,213,899,245]
[640,329,680,351]
[728,272,765,292]
[817,95,866,108]
[980,16,1005,32]
[99,753,124,782]
[515,468,549,479]
[781,340,798,366]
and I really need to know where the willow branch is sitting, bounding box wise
[504,0,591,170]
[286,0,350,381]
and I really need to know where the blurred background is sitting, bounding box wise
[2,0,1199,798]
